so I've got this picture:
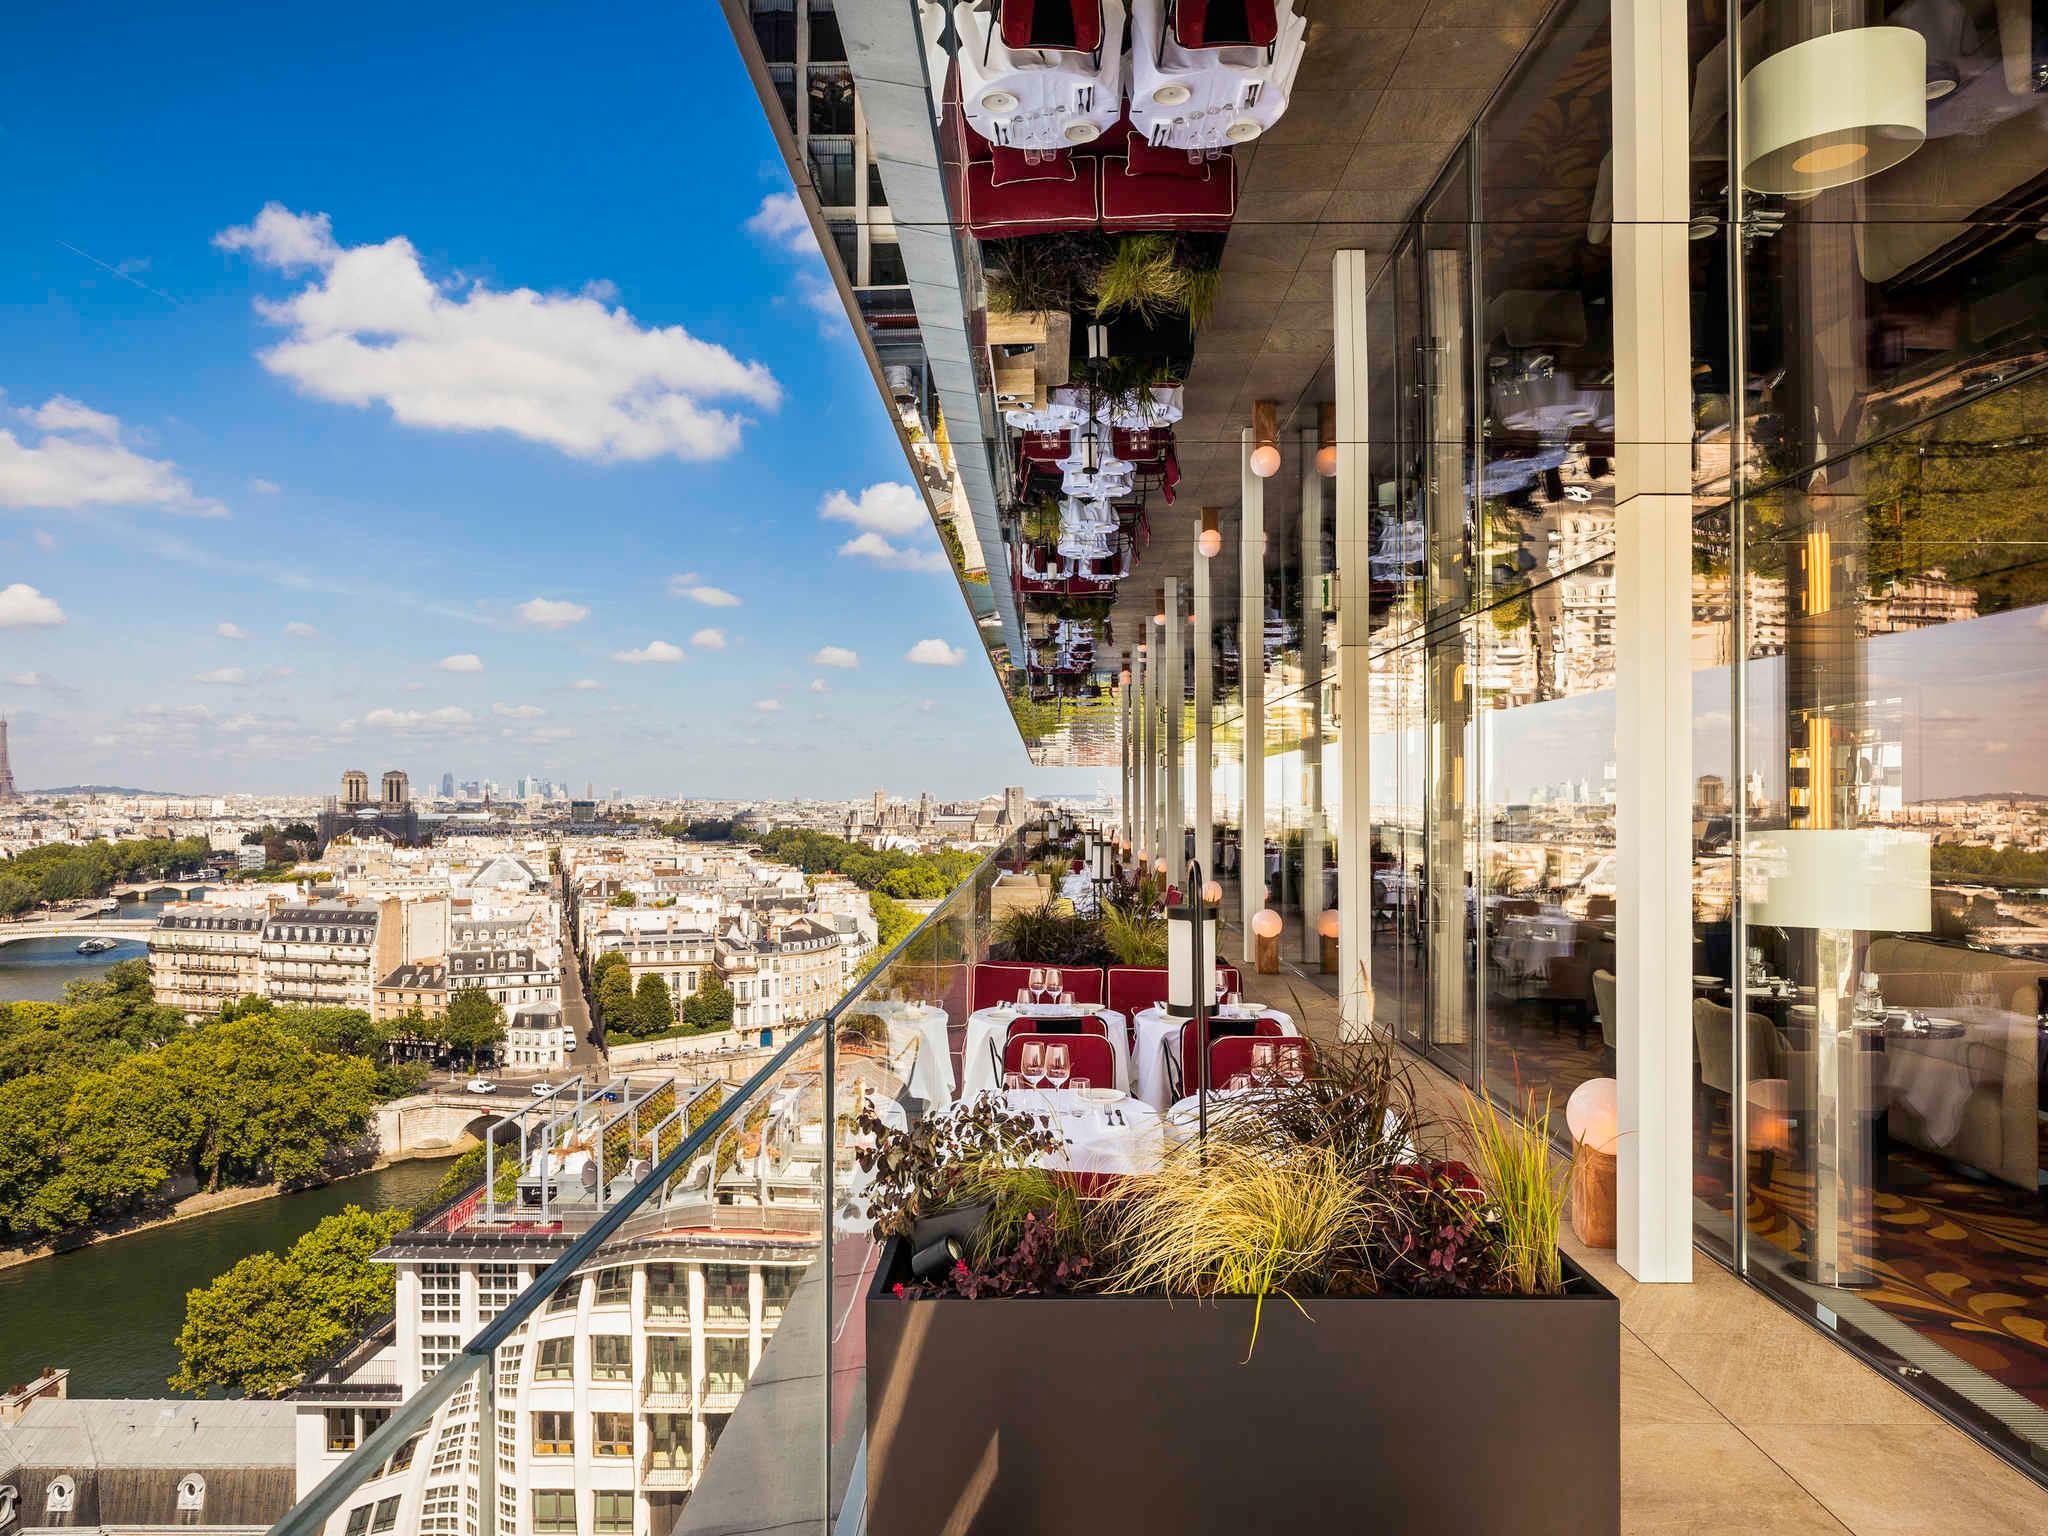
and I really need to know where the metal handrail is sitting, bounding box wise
[268,824,1021,1536]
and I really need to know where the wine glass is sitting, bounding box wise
[1046,969,1064,1000]
[1017,986,1033,1007]
[1227,1072,1251,1091]
[1044,1042,1070,1092]
[1250,1041,1276,1079]
[1003,1071,1024,1090]
[1028,967,1047,1003]
[1279,1043,1307,1083]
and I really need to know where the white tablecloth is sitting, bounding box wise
[1131,1005,1298,1111]
[960,1004,1130,1099]
[857,1001,953,1105]
[974,1088,1164,1176]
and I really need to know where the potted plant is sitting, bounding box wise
[859,1044,1619,1534]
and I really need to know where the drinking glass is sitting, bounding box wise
[1046,969,1064,998]
[1070,1077,1090,1092]
[1227,1072,1251,1091]
[1017,987,1033,1006]
[1044,1043,1070,1091]
[1004,1072,1024,1090]
[1279,1044,1307,1082]
[1020,1040,1046,1089]
[1251,1041,1276,1078]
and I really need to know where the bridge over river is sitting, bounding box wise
[0,915,162,949]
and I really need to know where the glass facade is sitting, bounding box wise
[1200,0,2048,1482]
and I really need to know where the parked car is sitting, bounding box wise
[531,1082,555,1097]
[465,1078,497,1095]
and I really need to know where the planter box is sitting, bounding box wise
[865,1239,1618,1535]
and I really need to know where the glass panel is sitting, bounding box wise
[1692,499,1739,1260]
[808,65,854,135]
[1476,0,1619,601]
[1736,384,2048,1467]
[1425,622,1480,1081]
[1421,150,1477,627]
[808,139,855,206]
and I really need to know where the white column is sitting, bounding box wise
[1193,529,1215,889]
[1120,660,1135,853]
[1239,427,1266,963]
[1612,0,1694,1284]
[1163,576,1183,885]
[1300,427,1326,968]
[1140,645,1157,871]
[1333,251,1374,1039]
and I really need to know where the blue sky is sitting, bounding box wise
[0,2,1098,801]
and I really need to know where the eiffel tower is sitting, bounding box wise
[0,716,18,802]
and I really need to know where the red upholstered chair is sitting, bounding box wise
[999,0,1106,53]
[962,126,1102,239]
[1172,1014,1283,1097]
[1210,1033,1315,1085]
[1002,1031,1116,1088]
[1173,0,1280,49]
[1106,965,1244,1019]
[971,962,1107,1012]
[1100,129,1237,234]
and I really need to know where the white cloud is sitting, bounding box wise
[0,396,228,517]
[669,577,740,606]
[744,192,817,254]
[193,666,248,685]
[284,621,318,638]
[517,596,589,629]
[905,638,964,667]
[0,583,66,628]
[811,645,859,669]
[363,704,474,730]
[821,482,926,536]
[611,640,684,664]
[214,204,341,269]
[217,621,248,640]
[217,203,780,463]
[796,271,845,321]
[753,698,782,713]
[437,652,484,673]
[250,477,282,494]
[572,678,605,691]
[690,627,727,650]
[837,530,950,572]
[493,703,546,719]
[7,670,41,686]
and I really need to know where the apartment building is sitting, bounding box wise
[259,900,401,1011]
[446,946,561,1012]
[587,921,718,1017]
[147,906,268,1020]
[718,917,844,1042]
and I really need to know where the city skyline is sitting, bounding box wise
[0,3,1103,801]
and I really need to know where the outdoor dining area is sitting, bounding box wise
[851,957,1312,1177]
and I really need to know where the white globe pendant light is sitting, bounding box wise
[1740,27,1926,195]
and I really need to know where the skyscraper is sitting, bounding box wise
[440,771,455,797]
[0,716,19,802]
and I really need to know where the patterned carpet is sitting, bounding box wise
[1694,1120,2048,1410]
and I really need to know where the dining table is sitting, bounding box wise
[959,1002,1132,1100]
[1131,1004,1299,1111]
[968,1086,1166,1176]
[854,1000,954,1106]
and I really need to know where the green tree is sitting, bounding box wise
[170,1204,410,1397]
[682,974,735,1032]
[0,874,34,916]
[595,967,636,1031]
[607,891,638,908]
[442,987,505,1067]
[632,974,674,1035]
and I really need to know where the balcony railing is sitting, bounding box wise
[266,819,1042,1536]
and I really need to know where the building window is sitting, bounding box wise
[175,1475,206,1518]
[647,1334,690,1396]
[420,1334,461,1375]
[647,1412,691,1472]
[593,1490,633,1534]
[766,64,796,132]
[704,1264,750,1322]
[592,1411,632,1458]
[591,1334,631,1381]
[868,239,906,287]
[761,1265,800,1324]
[344,1505,372,1536]
[808,66,854,134]
[593,1266,631,1307]
[384,1434,422,1477]
[370,1497,400,1534]
[705,1337,750,1398]
[326,1407,358,1452]
[547,1276,580,1314]
[533,1336,574,1382]
[477,1263,520,1316]
[866,160,886,209]
[419,1264,461,1323]
[808,140,854,207]
[494,1341,523,1388]
[646,1263,686,1317]
[532,1490,577,1536]
[532,1410,574,1457]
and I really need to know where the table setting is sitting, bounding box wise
[958,1086,1165,1176]
[960,1001,1131,1100]
[1132,1001,1298,1111]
